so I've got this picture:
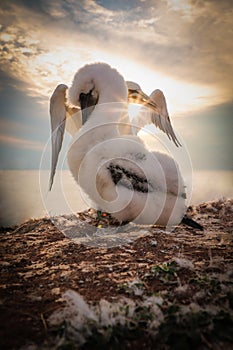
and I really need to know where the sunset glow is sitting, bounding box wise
[0,33,222,115]
[0,0,232,171]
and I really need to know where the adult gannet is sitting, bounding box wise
[50,62,202,229]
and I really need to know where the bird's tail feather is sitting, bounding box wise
[181,215,203,231]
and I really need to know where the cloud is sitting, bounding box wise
[0,0,232,105]
[0,3,106,102]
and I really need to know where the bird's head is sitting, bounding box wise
[126,81,159,114]
[68,63,128,125]
[68,63,102,125]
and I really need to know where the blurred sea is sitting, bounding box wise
[0,170,232,227]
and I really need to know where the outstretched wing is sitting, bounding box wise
[127,81,181,147]
[49,84,68,191]
[150,89,181,147]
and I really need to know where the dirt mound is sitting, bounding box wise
[0,199,233,349]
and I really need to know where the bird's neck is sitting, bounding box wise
[81,102,127,142]
[88,70,129,139]
[77,66,129,142]
[68,102,127,176]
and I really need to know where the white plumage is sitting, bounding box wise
[49,62,187,226]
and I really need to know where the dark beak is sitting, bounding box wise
[79,91,98,125]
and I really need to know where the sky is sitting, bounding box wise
[0,0,232,171]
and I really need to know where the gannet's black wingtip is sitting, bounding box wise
[48,169,56,192]
[181,215,204,231]
[48,181,52,192]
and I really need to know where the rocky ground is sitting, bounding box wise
[0,199,233,349]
